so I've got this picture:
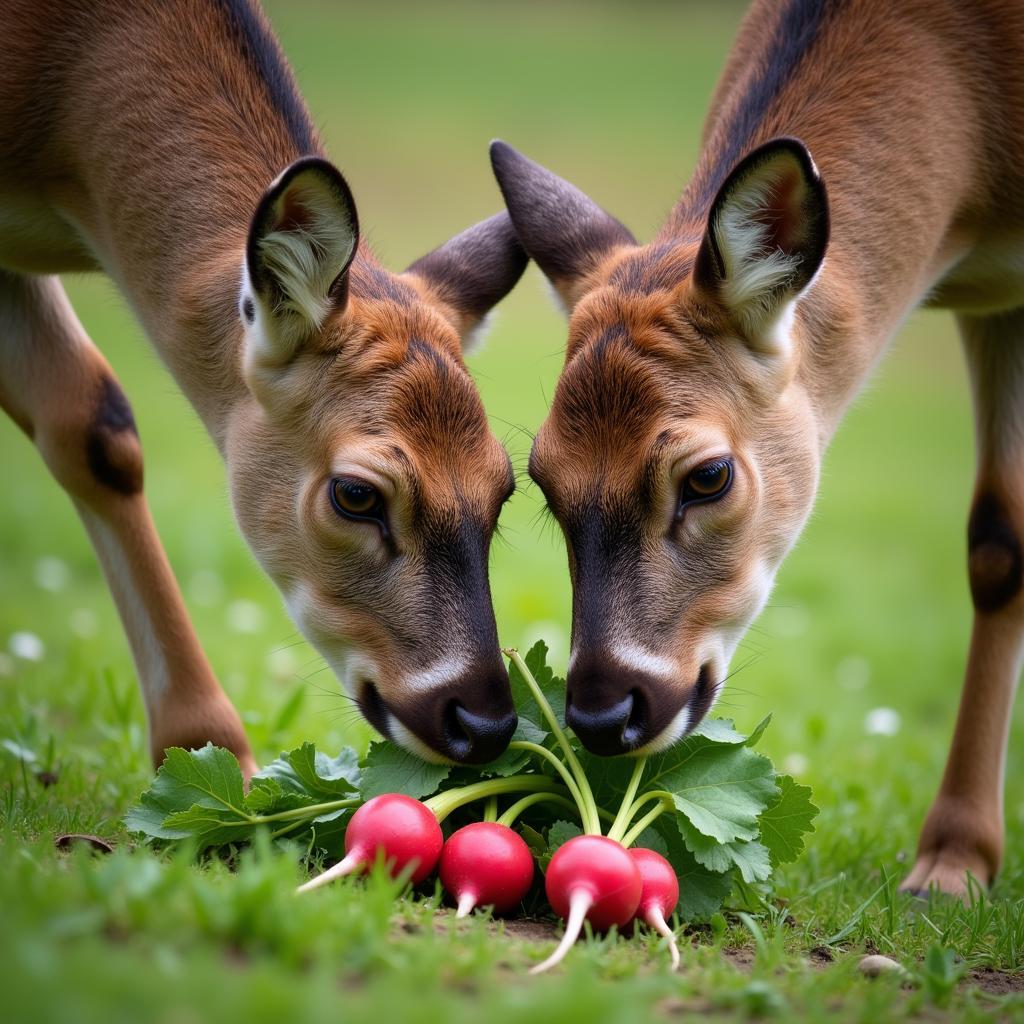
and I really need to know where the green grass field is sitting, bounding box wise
[1,2,1022,1020]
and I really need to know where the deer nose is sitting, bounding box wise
[566,689,649,756]
[442,702,517,764]
[382,660,517,765]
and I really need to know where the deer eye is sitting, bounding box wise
[330,477,386,524]
[679,458,733,510]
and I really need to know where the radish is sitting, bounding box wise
[628,848,681,970]
[439,822,535,917]
[296,793,442,893]
[530,834,642,975]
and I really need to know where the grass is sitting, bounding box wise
[1,1,1022,1020]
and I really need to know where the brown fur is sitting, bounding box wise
[0,0,524,770]
[496,0,1024,894]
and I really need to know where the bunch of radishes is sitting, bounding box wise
[297,650,684,974]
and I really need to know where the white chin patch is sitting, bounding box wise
[632,675,723,756]
[386,717,452,764]
[632,702,692,756]
[312,644,458,763]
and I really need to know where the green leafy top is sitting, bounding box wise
[125,640,817,920]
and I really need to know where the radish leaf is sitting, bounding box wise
[255,742,360,799]
[541,819,583,868]
[359,741,450,800]
[758,775,818,866]
[124,745,250,843]
[653,817,735,921]
[644,736,777,844]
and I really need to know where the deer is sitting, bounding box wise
[0,0,529,778]
[490,0,1024,897]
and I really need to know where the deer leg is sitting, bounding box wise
[0,270,256,777]
[902,309,1024,896]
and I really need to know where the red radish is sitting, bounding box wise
[439,822,535,917]
[531,834,642,975]
[628,848,681,970]
[296,793,442,894]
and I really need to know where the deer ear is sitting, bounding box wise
[405,211,528,353]
[489,140,635,311]
[241,157,358,391]
[693,138,828,355]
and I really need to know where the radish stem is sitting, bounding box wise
[529,888,592,975]
[620,789,675,837]
[503,648,601,835]
[157,795,361,834]
[247,796,361,825]
[425,774,561,823]
[508,741,588,821]
[620,798,672,849]
[497,791,582,828]
[607,756,648,842]
[646,906,681,971]
[483,796,498,823]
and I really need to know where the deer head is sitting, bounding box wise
[491,138,829,754]
[229,157,528,763]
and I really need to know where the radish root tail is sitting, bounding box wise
[647,907,681,971]
[529,889,592,975]
[455,891,477,918]
[295,851,361,894]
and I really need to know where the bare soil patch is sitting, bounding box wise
[967,968,1024,995]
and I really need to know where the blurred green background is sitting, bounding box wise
[0,0,1020,903]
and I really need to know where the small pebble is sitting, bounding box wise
[858,954,907,978]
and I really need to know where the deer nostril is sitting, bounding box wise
[620,688,648,748]
[566,690,638,756]
[442,700,473,761]
[442,701,517,765]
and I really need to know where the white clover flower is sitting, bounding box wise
[227,600,265,634]
[34,557,70,592]
[70,608,98,639]
[836,655,871,691]
[865,707,901,737]
[190,568,225,607]
[267,646,300,677]
[9,632,45,661]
